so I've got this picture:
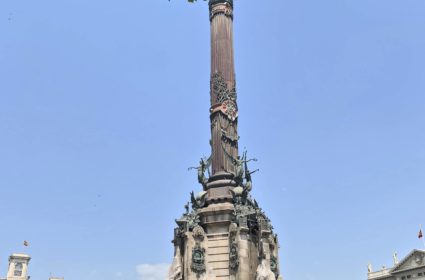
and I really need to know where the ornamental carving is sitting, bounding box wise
[209,2,233,21]
[210,72,238,121]
[258,217,271,233]
[221,128,239,147]
[175,203,200,233]
[255,259,276,280]
[237,215,248,228]
[192,225,205,241]
[229,242,239,272]
[209,0,233,6]
[268,235,276,249]
[229,223,238,234]
[415,253,424,265]
[270,255,278,276]
[191,245,206,276]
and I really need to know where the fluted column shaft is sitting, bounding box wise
[209,0,238,177]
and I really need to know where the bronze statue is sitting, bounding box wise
[184,202,190,215]
[243,150,259,192]
[231,151,257,187]
[189,156,211,188]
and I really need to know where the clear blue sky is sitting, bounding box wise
[0,1,424,280]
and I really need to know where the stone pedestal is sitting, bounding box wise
[170,192,282,280]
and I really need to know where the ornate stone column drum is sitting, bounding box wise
[168,1,283,280]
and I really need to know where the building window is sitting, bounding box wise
[407,276,411,279]
[402,277,406,280]
[14,262,23,276]
[419,273,423,276]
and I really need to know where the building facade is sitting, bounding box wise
[1,253,63,280]
[3,254,31,280]
[368,250,425,280]
[168,1,283,280]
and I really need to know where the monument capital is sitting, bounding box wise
[185,0,233,5]
[209,0,233,7]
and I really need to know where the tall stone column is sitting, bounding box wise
[207,0,239,204]
[169,1,283,280]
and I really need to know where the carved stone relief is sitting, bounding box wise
[229,242,239,273]
[210,72,238,121]
[191,245,206,276]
